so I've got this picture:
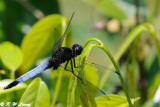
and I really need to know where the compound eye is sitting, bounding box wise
[72,44,78,49]
[72,44,83,55]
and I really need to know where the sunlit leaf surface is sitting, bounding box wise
[0,42,23,72]
[18,78,50,107]
[79,94,140,107]
[95,94,139,107]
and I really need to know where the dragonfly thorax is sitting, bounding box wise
[48,44,83,70]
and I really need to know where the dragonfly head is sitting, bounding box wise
[72,44,83,57]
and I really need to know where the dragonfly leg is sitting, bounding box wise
[70,60,108,96]
[64,60,69,71]
[73,58,85,68]
[115,71,120,75]
[70,59,74,73]
[73,58,78,68]
[70,59,84,84]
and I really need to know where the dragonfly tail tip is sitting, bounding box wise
[3,80,19,90]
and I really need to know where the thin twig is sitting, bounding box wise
[134,0,139,25]
[14,0,45,19]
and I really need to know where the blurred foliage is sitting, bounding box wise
[83,0,127,20]
[0,0,160,107]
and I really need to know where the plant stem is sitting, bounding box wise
[50,70,63,107]
[14,0,45,19]
[125,47,136,98]
[10,71,15,79]
[134,0,139,25]
[84,38,133,107]
[148,0,160,21]
[114,23,160,68]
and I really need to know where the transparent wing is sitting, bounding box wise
[51,64,110,99]
[52,28,62,53]
[52,13,74,54]
[82,62,120,95]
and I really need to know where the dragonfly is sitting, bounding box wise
[4,13,118,97]
[4,13,81,89]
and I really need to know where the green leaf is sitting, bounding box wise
[0,41,23,72]
[50,68,70,107]
[0,79,27,102]
[18,78,50,107]
[20,14,71,72]
[95,94,140,107]
[80,44,99,86]
[0,0,5,12]
[79,94,140,107]
[83,0,126,20]
[147,72,160,99]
